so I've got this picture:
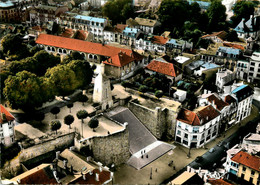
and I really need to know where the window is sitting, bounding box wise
[193,127,199,133]
[177,130,181,136]
[251,170,255,176]
[177,122,181,127]
[185,125,189,131]
[192,135,197,140]
[184,133,188,139]
[242,166,246,172]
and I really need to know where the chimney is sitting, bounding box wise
[83,174,86,180]
[99,167,102,172]
[198,167,201,173]
[206,116,209,121]
[89,170,93,175]
[56,151,60,159]
[63,160,67,169]
[110,172,114,179]
[17,179,21,183]
[95,173,99,181]
[187,166,191,172]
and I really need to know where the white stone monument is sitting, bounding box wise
[93,63,113,110]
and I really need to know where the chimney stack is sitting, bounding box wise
[63,160,67,169]
[99,167,102,172]
[83,174,86,180]
[56,151,60,159]
[95,173,99,181]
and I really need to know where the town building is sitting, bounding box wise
[166,38,193,55]
[0,104,15,146]
[193,62,220,76]
[144,59,182,82]
[237,59,249,80]
[0,0,22,22]
[187,0,211,12]
[201,31,227,43]
[228,151,260,185]
[215,68,236,93]
[234,15,260,39]
[175,105,221,148]
[170,171,204,185]
[247,51,260,84]
[126,17,161,34]
[35,34,144,78]
[231,84,254,123]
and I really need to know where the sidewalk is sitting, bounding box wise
[113,105,259,184]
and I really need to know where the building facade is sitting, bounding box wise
[247,52,260,84]
[0,105,15,146]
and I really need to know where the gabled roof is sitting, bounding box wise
[224,95,236,104]
[231,151,260,172]
[36,34,132,57]
[208,179,233,185]
[126,18,139,27]
[201,31,227,41]
[135,17,159,27]
[145,60,177,77]
[223,42,245,51]
[0,104,15,124]
[60,28,74,38]
[69,169,111,184]
[177,108,200,126]
[103,51,135,67]
[196,105,220,124]
[218,46,241,55]
[152,36,169,45]
[207,94,228,111]
[11,164,58,184]
[115,24,128,33]
[231,85,254,102]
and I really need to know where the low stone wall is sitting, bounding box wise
[19,132,75,163]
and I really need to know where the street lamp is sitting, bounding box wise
[187,147,191,158]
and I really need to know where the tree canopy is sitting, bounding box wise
[76,110,89,123]
[102,0,134,25]
[231,1,255,27]
[3,71,46,111]
[64,114,74,129]
[88,118,99,132]
[50,120,61,134]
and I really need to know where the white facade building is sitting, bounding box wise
[175,105,220,148]
[0,105,15,146]
[215,68,236,92]
[247,52,260,83]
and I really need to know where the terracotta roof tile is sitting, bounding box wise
[224,95,236,104]
[69,169,111,184]
[177,108,200,126]
[76,30,88,40]
[0,104,15,124]
[207,94,228,111]
[152,36,169,45]
[231,151,260,172]
[19,165,58,184]
[177,105,220,126]
[145,60,177,77]
[208,179,233,185]
[103,51,135,67]
[223,42,245,51]
[115,24,128,33]
[60,28,74,38]
[201,31,227,41]
[36,34,132,58]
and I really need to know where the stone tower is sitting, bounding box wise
[93,63,113,110]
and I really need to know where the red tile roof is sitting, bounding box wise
[177,105,220,126]
[207,94,228,111]
[103,51,135,67]
[224,95,236,105]
[69,169,111,184]
[76,30,88,40]
[223,42,245,51]
[177,108,200,126]
[60,28,74,38]
[152,36,168,45]
[36,34,132,57]
[19,166,57,184]
[0,105,15,124]
[231,151,260,172]
[115,24,128,33]
[201,31,227,41]
[208,179,232,185]
[145,60,177,77]
[32,26,44,32]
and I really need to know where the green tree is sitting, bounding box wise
[50,107,60,119]
[207,0,227,32]
[138,85,148,95]
[3,71,45,111]
[67,60,93,88]
[76,110,89,123]
[102,0,133,25]
[33,112,45,123]
[50,120,61,134]
[45,65,80,97]
[79,94,88,106]
[121,80,130,90]
[155,90,163,99]
[226,30,239,42]
[71,51,84,60]
[77,110,89,138]
[1,34,23,55]
[0,70,11,97]
[64,114,74,129]
[231,1,255,27]
[67,103,74,113]
[88,118,99,132]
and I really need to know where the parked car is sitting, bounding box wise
[209,147,215,153]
